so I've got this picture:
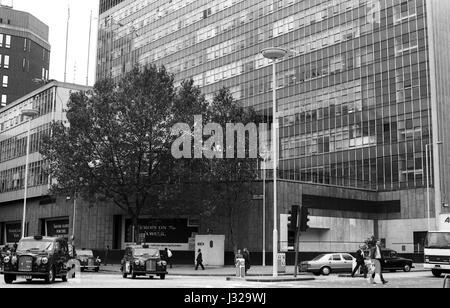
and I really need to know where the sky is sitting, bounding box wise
[9,0,100,86]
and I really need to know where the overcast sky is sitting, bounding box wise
[10,0,99,86]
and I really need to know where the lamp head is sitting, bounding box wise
[261,47,288,60]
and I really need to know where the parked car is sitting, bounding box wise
[300,253,355,276]
[0,236,72,284]
[76,249,101,272]
[120,245,167,279]
[379,249,414,272]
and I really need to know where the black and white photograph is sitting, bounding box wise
[0,0,450,298]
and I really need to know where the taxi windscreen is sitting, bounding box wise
[17,240,54,252]
[133,248,159,257]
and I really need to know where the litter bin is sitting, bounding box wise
[236,258,246,278]
[277,253,286,274]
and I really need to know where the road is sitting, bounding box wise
[0,271,446,288]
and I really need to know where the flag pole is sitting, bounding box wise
[64,6,70,82]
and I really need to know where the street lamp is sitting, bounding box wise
[21,108,39,239]
[426,141,443,231]
[261,47,287,277]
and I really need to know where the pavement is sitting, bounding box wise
[0,270,446,289]
[99,263,428,277]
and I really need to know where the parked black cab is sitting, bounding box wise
[1,236,72,284]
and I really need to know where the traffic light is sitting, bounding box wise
[299,206,310,232]
[288,205,300,247]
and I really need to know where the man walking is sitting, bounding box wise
[351,245,367,278]
[243,248,251,274]
[369,240,388,285]
[195,249,205,270]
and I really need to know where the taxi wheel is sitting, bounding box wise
[62,274,68,282]
[432,269,442,277]
[321,267,331,276]
[403,264,411,273]
[160,274,166,280]
[122,272,128,279]
[45,267,56,284]
[26,278,33,283]
[4,274,15,284]
[95,267,100,273]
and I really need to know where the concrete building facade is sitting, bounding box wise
[0,5,50,107]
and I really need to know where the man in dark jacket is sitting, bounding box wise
[195,249,205,270]
[243,248,251,274]
[351,245,367,278]
[369,241,388,284]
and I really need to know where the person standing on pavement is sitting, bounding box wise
[104,245,110,266]
[351,245,368,278]
[369,240,388,285]
[243,248,251,274]
[195,249,205,270]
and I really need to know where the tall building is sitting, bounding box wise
[0,81,90,244]
[0,5,50,107]
[43,0,447,258]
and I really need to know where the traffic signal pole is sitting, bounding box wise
[294,228,300,278]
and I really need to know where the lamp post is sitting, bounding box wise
[426,141,443,231]
[21,109,39,239]
[261,47,287,277]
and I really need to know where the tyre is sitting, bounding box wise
[403,264,411,273]
[432,269,442,277]
[122,272,128,279]
[321,267,331,276]
[26,278,33,283]
[160,274,166,280]
[45,267,56,284]
[62,274,68,282]
[80,268,85,272]
[95,267,99,273]
[4,274,15,284]
[312,272,321,276]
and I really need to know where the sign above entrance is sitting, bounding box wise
[46,219,69,238]
[5,223,21,243]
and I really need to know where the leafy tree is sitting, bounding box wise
[42,65,204,242]
[200,88,263,252]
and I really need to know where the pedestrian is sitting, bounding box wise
[369,240,388,285]
[243,248,251,274]
[195,249,205,270]
[351,244,368,278]
[104,245,110,266]
[12,242,17,253]
[165,248,173,268]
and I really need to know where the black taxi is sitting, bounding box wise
[1,236,72,284]
[76,249,101,272]
[121,245,167,279]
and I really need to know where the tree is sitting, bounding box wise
[41,65,204,242]
[200,88,263,252]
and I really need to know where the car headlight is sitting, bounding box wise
[425,257,429,263]
[11,256,17,265]
[3,256,10,263]
[158,261,167,266]
[134,260,140,266]
[36,258,42,266]
[41,257,49,265]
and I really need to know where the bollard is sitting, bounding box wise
[444,275,450,288]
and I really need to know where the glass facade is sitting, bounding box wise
[97,0,433,192]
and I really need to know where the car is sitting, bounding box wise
[121,245,168,280]
[0,236,72,284]
[379,249,414,272]
[300,253,355,276]
[76,249,101,272]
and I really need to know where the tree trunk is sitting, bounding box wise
[132,215,139,244]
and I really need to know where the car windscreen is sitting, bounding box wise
[426,232,450,249]
[312,254,326,261]
[76,250,94,257]
[17,240,54,253]
[133,248,159,257]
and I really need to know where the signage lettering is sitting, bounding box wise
[445,217,450,224]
